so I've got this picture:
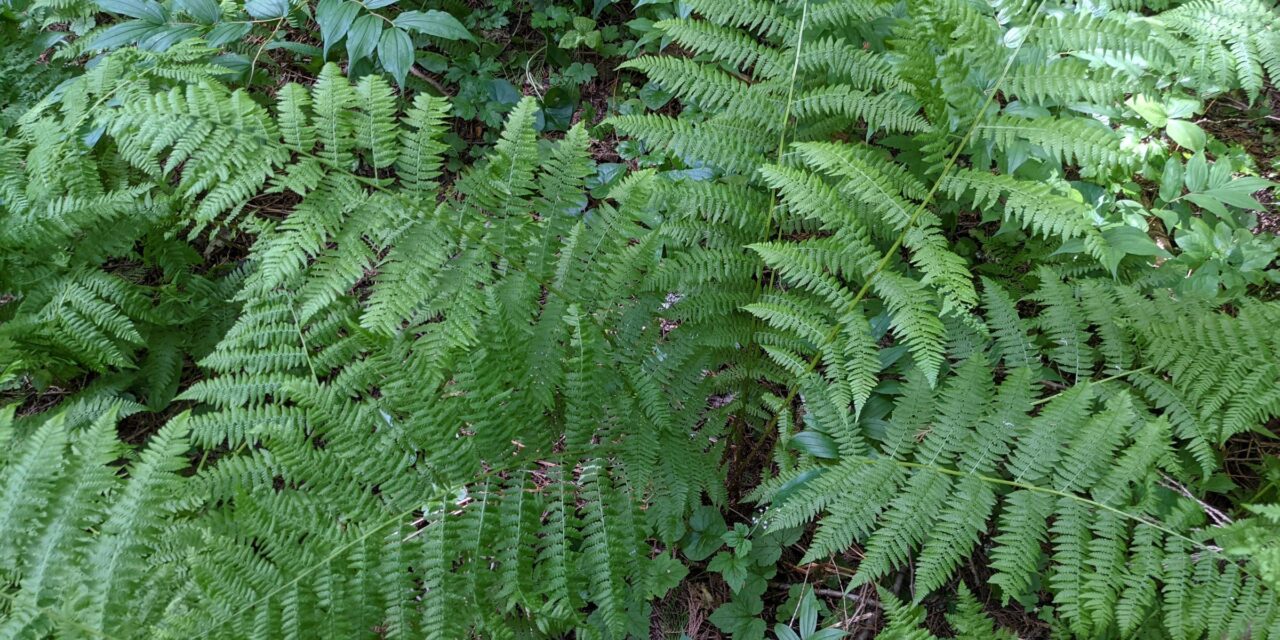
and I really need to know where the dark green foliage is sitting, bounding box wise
[2,0,1280,637]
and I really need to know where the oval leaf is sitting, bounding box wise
[346,14,382,65]
[393,9,473,41]
[377,27,413,88]
[316,0,361,59]
[244,0,289,19]
[1167,119,1206,152]
[177,0,219,24]
[97,0,167,23]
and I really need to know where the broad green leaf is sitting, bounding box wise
[97,0,166,23]
[245,0,289,19]
[680,505,726,561]
[1103,225,1169,257]
[393,10,473,40]
[177,0,219,24]
[364,0,396,7]
[788,431,839,459]
[139,24,200,50]
[377,27,413,88]
[206,21,251,46]
[798,587,818,637]
[1128,94,1167,127]
[710,598,766,640]
[346,14,382,65]
[1166,119,1206,151]
[1184,193,1230,216]
[1166,97,1202,119]
[774,626,802,640]
[1184,153,1208,192]
[1201,176,1275,210]
[640,553,688,599]
[316,0,361,59]
[1159,157,1183,202]
[1098,225,1170,275]
[809,630,848,640]
[708,551,751,591]
[85,20,159,50]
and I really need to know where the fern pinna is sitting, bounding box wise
[753,273,1280,638]
[0,44,241,403]
[0,59,734,637]
[615,0,1280,636]
[2,0,1280,637]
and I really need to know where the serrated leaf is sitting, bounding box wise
[681,505,727,561]
[708,551,751,591]
[709,598,766,640]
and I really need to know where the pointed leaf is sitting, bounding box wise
[346,14,382,65]
[1166,119,1206,152]
[316,0,361,59]
[97,0,166,23]
[377,26,413,88]
[393,9,473,40]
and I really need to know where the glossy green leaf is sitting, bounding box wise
[788,431,839,459]
[1103,225,1169,257]
[1201,176,1275,210]
[139,24,200,51]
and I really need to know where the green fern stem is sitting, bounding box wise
[746,0,1050,462]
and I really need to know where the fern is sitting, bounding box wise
[0,405,192,638]
[755,276,1280,634]
[3,0,1280,637]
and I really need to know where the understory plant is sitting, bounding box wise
[2,0,1280,638]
